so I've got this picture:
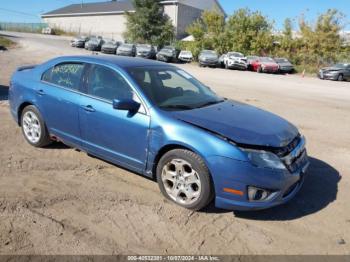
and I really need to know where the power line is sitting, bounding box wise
[0,7,39,18]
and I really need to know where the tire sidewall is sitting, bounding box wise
[21,105,50,147]
[156,149,213,210]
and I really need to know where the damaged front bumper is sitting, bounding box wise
[208,137,310,211]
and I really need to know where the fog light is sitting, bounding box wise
[248,186,271,202]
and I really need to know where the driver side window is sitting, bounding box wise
[87,65,133,101]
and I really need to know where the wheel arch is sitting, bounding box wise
[17,102,34,126]
[151,143,209,180]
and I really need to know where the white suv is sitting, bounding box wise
[223,52,248,70]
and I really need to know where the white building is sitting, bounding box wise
[41,0,225,40]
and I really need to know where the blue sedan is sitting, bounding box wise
[9,55,309,211]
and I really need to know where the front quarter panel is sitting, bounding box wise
[146,108,248,176]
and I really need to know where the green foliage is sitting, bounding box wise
[186,10,228,57]
[0,36,14,48]
[124,0,175,46]
[225,8,274,55]
[185,8,348,73]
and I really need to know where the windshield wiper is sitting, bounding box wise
[196,100,225,108]
[160,105,194,111]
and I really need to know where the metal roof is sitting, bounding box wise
[42,1,134,17]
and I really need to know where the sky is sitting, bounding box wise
[0,0,349,30]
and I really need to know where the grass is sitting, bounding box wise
[0,36,14,48]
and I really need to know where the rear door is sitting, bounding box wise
[79,64,150,172]
[37,62,86,146]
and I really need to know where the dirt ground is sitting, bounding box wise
[0,31,349,255]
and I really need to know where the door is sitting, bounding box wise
[79,64,150,172]
[38,62,85,146]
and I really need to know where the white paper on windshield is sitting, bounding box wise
[177,70,193,79]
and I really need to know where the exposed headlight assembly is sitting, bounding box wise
[242,149,286,170]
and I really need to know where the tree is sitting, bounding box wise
[298,9,345,67]
[186,10,228,56]
[225,8,274,55]
[124,0,175,46]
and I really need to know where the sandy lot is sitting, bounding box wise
[0,31,349,255]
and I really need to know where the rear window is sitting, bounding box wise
[42,63,84,90]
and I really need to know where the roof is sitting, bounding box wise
[50,55,170,69]
[42,0,226,18]
[42,1,134,17]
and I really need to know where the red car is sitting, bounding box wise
[251,57,279,73]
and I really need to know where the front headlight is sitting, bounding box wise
[242,149,286,170]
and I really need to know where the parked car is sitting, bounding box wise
[246,56,259,71]
[42,27,55,35]
[116,43,136,57]
[136,44,156,59]
[178,50,193,63]
[223,52,248,70]
[85,36,103,51]
[70,36,89,48]
[274,58,294,74]
[9,56,309,211]
[101,39,120,54]
[156,46,180,63]
[198,50,219,67]
[251,57,280,73]
[318,63,350,81]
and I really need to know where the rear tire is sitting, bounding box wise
[337,74,344,81]
[21,105,51,148]
[156,149,214,211]
[257,66,262,73]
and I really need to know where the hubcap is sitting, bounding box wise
[22,111,41,144]
[161,159,201,205]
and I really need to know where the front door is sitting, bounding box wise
[79,64,150,172]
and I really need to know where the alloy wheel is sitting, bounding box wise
[22,111,42,144]
[161,159,202,205]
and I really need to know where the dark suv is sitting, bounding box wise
[136,44,156,59]
[156,46,180,63]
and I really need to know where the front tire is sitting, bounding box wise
[156,149,214,211]
[21,105,51,148]
[337,74,344,81]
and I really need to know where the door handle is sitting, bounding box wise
[36,89,45,96]
[82,105,96,112]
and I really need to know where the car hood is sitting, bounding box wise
[262,62,278,67]
[321,67,342,71]
[103,43,116,48]
[200,55,218,60]
[168,100,299,148]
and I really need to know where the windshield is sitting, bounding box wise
[104,39,115,44]
[181,51,192,55]
[201,50,217,56]
[275,58,289,63]
[260,57,274,62]
[228,52,243,58]
[121,44,133,48]
[161,47,174,52]
[137,45,152,51]
[128,67,223,111]
[333,63,347,69]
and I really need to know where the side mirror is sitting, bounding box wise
[113,99,140,112]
